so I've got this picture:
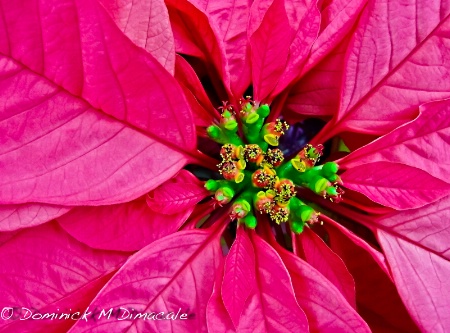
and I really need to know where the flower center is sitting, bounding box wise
[205,98,343,233]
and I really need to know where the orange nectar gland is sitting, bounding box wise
[204,98,344,232]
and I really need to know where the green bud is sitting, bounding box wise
[207,125,220,139]
[242,215,257,229]
[326,186,338,197]
[327,174,339,182]
[322,162,339,176]
[312,176,329,193]
[256,104,270,118]
[205,179,219,191]
[215,186,235,204]
[245,113,259,124]
[224,119,238,131]
[297,205,315,223]
[222,110,232,118]
[291,220,305,234]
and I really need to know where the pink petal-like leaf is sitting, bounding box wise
[341,99,450,182]
[0,204,70,231]
[0,222,127,333]
[378,229,450,333]
[249,0,320,102]
[373,195,450,261]
[303,0,367,72]
[0,0,200,206]
[236,231,309,333]
[166,0,230,91]
[147,169,210,215]
[0,60,187,205]
[58,198,193,252]
[0,0,195,148]
[335,0,450,135]
[277,242,371,333]
[206,262,236,333]
[285,37,349,117]
[175,55,217,127]
[190,0,252,96]
[359,196,450,331]
[297,227,356,307]
[221,226,255,328]
[68,225,224,333]
[342,161,450,210]
[99,0,176,73]
[325,221,419,332]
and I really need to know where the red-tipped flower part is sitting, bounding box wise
[306,144,324,160]
[265,148,284,167]
[291,143,324,171]
[230,199,251,219]
[262,119,289,146]
[238,97,259,123]
[296,205,318,223]
[270,204,290,224]
[274,179,296,203]
[215,186,235,205]
[218,100,234,113]
[254,191,275,214]
[220,144,243,161]
[252,168,275,188]
[325,185,345,203]
[218,161,245,183]
[220,110,238,131]
[243,144,264,163]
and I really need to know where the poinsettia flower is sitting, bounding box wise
[0,1,449,333]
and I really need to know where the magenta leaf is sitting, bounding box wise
[68,226,224,333]
[303,0,367,72]
[189,0,252,97]
[0,230,19,246]
[341,99,450,182]
[146,170,210,215]
[236,231,309,333]
[99,0,176,73]
[0,0,196,148]
[334,0,450,135]
[341,161,450,210]
[221,226,255,328]
[0,63,187,205]
[357,196,450,331]
[378,230,450,333]
[298,227,356,307]
[175,55,217,127]
[277,242,371,332]
[373,195,450,261]
[249,0,320,102]
[0,204,70,231]
[285,37,350,117]
[206,262,236,333]
[166,0,230,90]
[0,0,199,206]
[0,222,127,333]
[325,221,420,332]
[58,198,193,252]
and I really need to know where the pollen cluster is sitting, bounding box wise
[205,98,343,233]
